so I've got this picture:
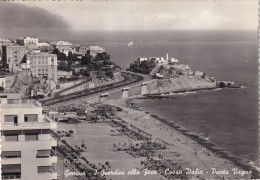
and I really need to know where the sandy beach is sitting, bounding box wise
[52,97,258,180]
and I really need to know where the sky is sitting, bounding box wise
[14,0,258,31]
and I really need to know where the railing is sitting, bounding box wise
[6,100,41,107]
[51,149,57,156]
[2,122,50,129]
[43,116,57,129]
[2,115,56,129]
[43,115,55,123]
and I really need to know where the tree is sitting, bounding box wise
[218,82,226,88]
[128,60,156,75]
[68,51,73,61]
[52,49,67,61]
[58,52,67,61]
[95,52,110,61]
[58,62,72,72]
[105,70,113,79]
[81,54,93,65]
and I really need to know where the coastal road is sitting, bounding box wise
[53,77,92,97]
[41,71,146,106]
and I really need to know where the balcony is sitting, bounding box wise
[1,158,21,165]
[36,149,57,163]
[38,172,57,180]
[1,115,56,130]
[2,164,21,180]
[2,136,57,149]
[2,151,21,165]
[2,174,21,180]
[37,166,57,179]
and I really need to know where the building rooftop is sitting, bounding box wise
[27,53,57,57]
[88,46,105,51]
[5,45,26,48]
[37,42,50,46]
[50,41,73,46]
[1,99,42,108]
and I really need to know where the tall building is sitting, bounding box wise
[27,53,58,82]
[0,39,12,62]
[0,94,57,180]
[2,45,26,72]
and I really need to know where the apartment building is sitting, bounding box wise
[50,41,74,56]
[27,53,58,82]
[0,39,12,62]
[2,45,26,72]
[16,37,39,46]
[0,94,58,180]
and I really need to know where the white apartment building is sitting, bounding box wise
[2,45,26,72]
[27,53,58,82]
[0,94,58,180]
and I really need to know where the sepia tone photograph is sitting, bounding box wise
[0,0,258,179]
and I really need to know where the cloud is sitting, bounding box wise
[12,1,258,30]
[187,10,236,29]
[143,10,237,30]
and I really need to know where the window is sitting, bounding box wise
[2,151,21,158]
[37,150,51,158]
[2,164,21,179]
[5,134,18,141]
[38,166,54,174]
[4,115,18,124]
[24,114,37,122]
[25,133,38,141]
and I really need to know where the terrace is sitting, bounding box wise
[1,115,57,130]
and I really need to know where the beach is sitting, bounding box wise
[53,97,258,179]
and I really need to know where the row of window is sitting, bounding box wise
[5,133,38,141]
[4,114,37,123]
[2,149,55,159]
[2,164,56,175]
[30,57,56,61]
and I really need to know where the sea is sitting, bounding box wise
[1,29,258,164]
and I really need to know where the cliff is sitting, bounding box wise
[147,75,217,94]
[146,63,217,94]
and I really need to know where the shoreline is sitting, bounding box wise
[144,86,242,99]
[128,98,259,178]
